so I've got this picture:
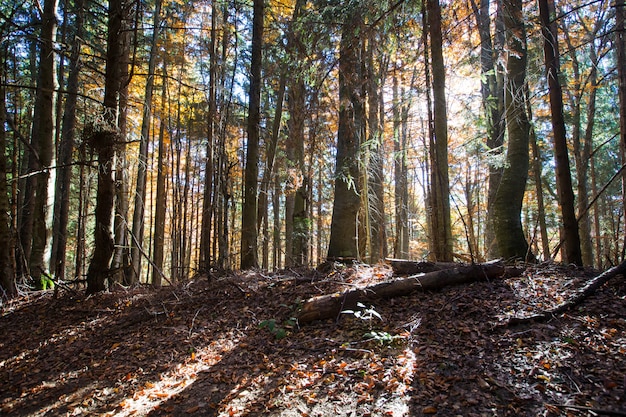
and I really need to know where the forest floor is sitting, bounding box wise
[1,262,625,417]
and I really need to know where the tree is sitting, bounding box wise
[492,0,533,261]
[538,0,582,266]
[130,0,163,284]
[617,0,626,230]
[327,6,363,261]
[426,0,452,261]
[240,0,264,269]
[0,75,16,298]
[27,0,58,283]
[86,0,125,294]
[470,0,505,257]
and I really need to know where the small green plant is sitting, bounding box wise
[34,275,55,290]
[363,331,401,346]
[259,317,297,340]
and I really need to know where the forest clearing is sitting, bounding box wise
[1,262,625,416]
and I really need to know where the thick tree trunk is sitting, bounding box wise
[327,9,362,261]
[538,0,582,266]
[392,69,409,259]
[298,261,513,324]
[240,0,264,269]
[616,0,626,233]
[152,71,167,287]
[493,0,534,261]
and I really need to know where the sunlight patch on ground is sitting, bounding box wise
[109,339,236,417]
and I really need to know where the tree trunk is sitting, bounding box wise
[427,0,453,262]
[130,0,162,283]
[327,9,362,261]
[493,0,533,261]
[470,0,505,258]
[298,261,513,324]
[367,33,387,264]
[392,68,409,259]
[86,0,124,295]
[0,76,16,298]
[29,0,58,283]
[616,0,626,234]
[240,0,264,269]
[51,0,83,281]
[538,0,582,266]
[152,67,168,287]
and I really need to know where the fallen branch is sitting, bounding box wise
[505,260,626,326]
[298,261,513,324]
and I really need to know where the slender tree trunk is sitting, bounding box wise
[152,70,167,287]
[393,68,409,259]
[538,0,582,266]
[86,0,124,294]
[240,0,264,269]
[200,0,217,272]
[0,73,16,298]
[367,34,387,264]
[427,0,453,261]
[493,0,534,261]
[130,0,162,283]
[616,0,626,236]
[327,9,362,261]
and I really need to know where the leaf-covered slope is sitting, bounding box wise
[1,264,625,416]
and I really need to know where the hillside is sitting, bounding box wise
[1,264,625,416]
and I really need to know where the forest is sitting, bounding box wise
[0,0,624,294]
[1,0,626,415]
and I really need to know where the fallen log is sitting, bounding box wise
[385,258,461,275]
[298,260,514,324]
[504,260,626,326]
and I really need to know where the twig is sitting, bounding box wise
[545,403,626,416]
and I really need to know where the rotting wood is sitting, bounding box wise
[298,260,515,324]
[385,258,461,274]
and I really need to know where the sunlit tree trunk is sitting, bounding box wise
[538,0,582,266]
[86,0,124,294]
[240,0,264,269]
[28,0,58,283]
[51,0,83,280]
[493,0,533,261]
[426,0,452,261]
[130,0,162,283]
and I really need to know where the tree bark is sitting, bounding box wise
[130,0,162,283]
[493,0,534,261]
[616,0,626,233]
[152,66,167,287]
[86,0,124,294]
[298,261,513,324]
[240,0,264,269]
[426,0,453,262]
[29,0,58,282]
[392,67,409,259]
[538,0,582,266]
[327,8,362,260]
[0,75,16,298]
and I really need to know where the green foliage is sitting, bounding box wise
[341,302,383,324]
[259,317,297,340]
[34,275,55,290]
[363,330,401,346]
